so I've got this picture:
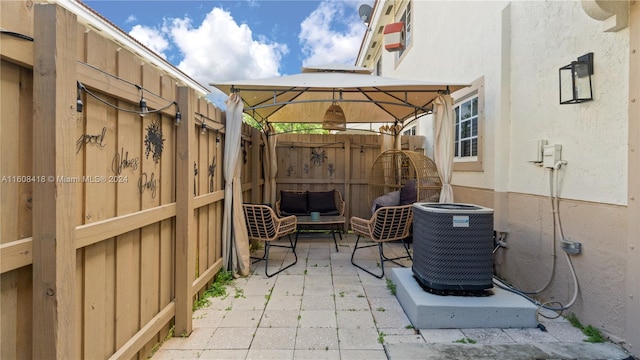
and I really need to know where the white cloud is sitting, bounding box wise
[125,15,137,24]
[129,25,169,59]
[299,1,366,67]
[122,2,366,106]
[124,7,289,106]
[167,8,288,85]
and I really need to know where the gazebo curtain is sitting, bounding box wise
[222,93,250,276]
[261,124,278,206]
[433,94,455,203]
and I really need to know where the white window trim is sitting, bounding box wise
[452,76,484,172]
[394,0,413,65]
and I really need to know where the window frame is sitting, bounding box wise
[394,0,412,63]
[452,76,484,172]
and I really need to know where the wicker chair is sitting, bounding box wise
[350,205,414,279]
[243,204,298,277]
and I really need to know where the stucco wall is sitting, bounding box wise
[375,0,632,346]
[508,1,629,205]
[384,1,628,205]
[454,185,628,340]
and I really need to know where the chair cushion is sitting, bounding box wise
[308,190,337,214]
[280,191,308,215]
[371,191,400,214]
[400,179,417,205]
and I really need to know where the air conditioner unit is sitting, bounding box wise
[383,22,405,52]
[412,203,494,294]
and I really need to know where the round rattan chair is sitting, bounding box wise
[367,150,442,209]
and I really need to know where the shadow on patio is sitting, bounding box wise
[151,233,632,360]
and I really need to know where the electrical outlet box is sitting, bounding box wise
[543,144,562,168]
[528,139,547,163]
[562,240,582,255]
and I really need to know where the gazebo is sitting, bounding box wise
[210,64,468,275]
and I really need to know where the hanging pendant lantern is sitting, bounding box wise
[322,103,346,131]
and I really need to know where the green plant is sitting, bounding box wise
[249,241,264,253]
[377,331,386,344]
[339,291,345,297]
[234,287,245,299]
[566,314,605,343]
[146,326,174,359]
[376,307,386,312]
[453,338,476,344]
[192,270,235,310]
[405,324,415,329]
[386,278,397,296]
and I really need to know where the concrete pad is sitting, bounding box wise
[385,342,634,360]
[390,268,538,329]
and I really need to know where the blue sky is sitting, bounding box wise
[83,0,372,103]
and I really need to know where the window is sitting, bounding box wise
[403,126,416,136]
[395,1,412,60]
[375,57,382,76]
[455,97,478,158]
[453,76,484,171]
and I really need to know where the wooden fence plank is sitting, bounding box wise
[1,61,20,245]
[113,50,144,355]
[83,33,117,357]
[31,5,76,358]
[1,271,18,359]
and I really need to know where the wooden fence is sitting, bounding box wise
[0,3,258,359]
[0,2,425,359]
[275,133,425,225]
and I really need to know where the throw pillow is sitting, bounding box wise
[371,190,401,214]
[400,179,417,205]
[280,191,308,214]
[308,190,337,214]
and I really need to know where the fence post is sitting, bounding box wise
[174,86,196,336]
[32,4,77,358]
[343,137,351,232]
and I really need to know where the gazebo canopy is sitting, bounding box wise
[210,64,468,124]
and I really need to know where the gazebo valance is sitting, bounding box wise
[210,64,469,124]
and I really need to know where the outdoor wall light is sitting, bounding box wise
[174,102,181,126]
[216,135,220,147]
[136,85,149,116]
[76,81,84,113]
[559,52,594,104]
[201,121,207,135]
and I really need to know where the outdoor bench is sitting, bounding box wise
[276,189,346,251]
[275,189,345,217]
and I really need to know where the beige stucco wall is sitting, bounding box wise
[368,0,635,350]
[457,185,627,338]
[508,1,629,205]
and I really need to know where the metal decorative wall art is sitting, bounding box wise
[144,117,165,164]
[311,148,327,166]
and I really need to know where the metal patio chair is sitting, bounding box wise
[243,204,298,277]
[350,204,414,279]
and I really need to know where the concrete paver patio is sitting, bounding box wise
[152,234,633,360]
